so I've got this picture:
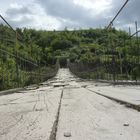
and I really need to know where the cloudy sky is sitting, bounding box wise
[0,0,139,31]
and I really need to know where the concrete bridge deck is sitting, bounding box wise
[0,69,140,140]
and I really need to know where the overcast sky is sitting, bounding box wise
[0,0,140,32]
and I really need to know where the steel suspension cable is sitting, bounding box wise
[107,0,129,30]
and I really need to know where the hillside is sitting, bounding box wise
[0,24,140,90]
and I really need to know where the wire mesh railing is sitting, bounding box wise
[0,16,59,91]
[68,0,140,84]
[68,27,140,84]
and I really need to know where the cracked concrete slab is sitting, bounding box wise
[0,69,140,140]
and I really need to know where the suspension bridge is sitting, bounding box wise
[0,0,140,140]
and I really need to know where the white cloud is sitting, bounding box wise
[0,0,139,32]
[3,2,61,30]
[73,0,112,14]
[37,0,112,29]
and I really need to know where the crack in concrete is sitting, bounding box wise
[86,88,140,112]
[49,89,64,140]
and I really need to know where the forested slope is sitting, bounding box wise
[0,24,140,90]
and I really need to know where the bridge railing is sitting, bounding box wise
[69,0,140,84]
[68,31,140,84]
[0,36,59,90]
[0,19,59,91]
